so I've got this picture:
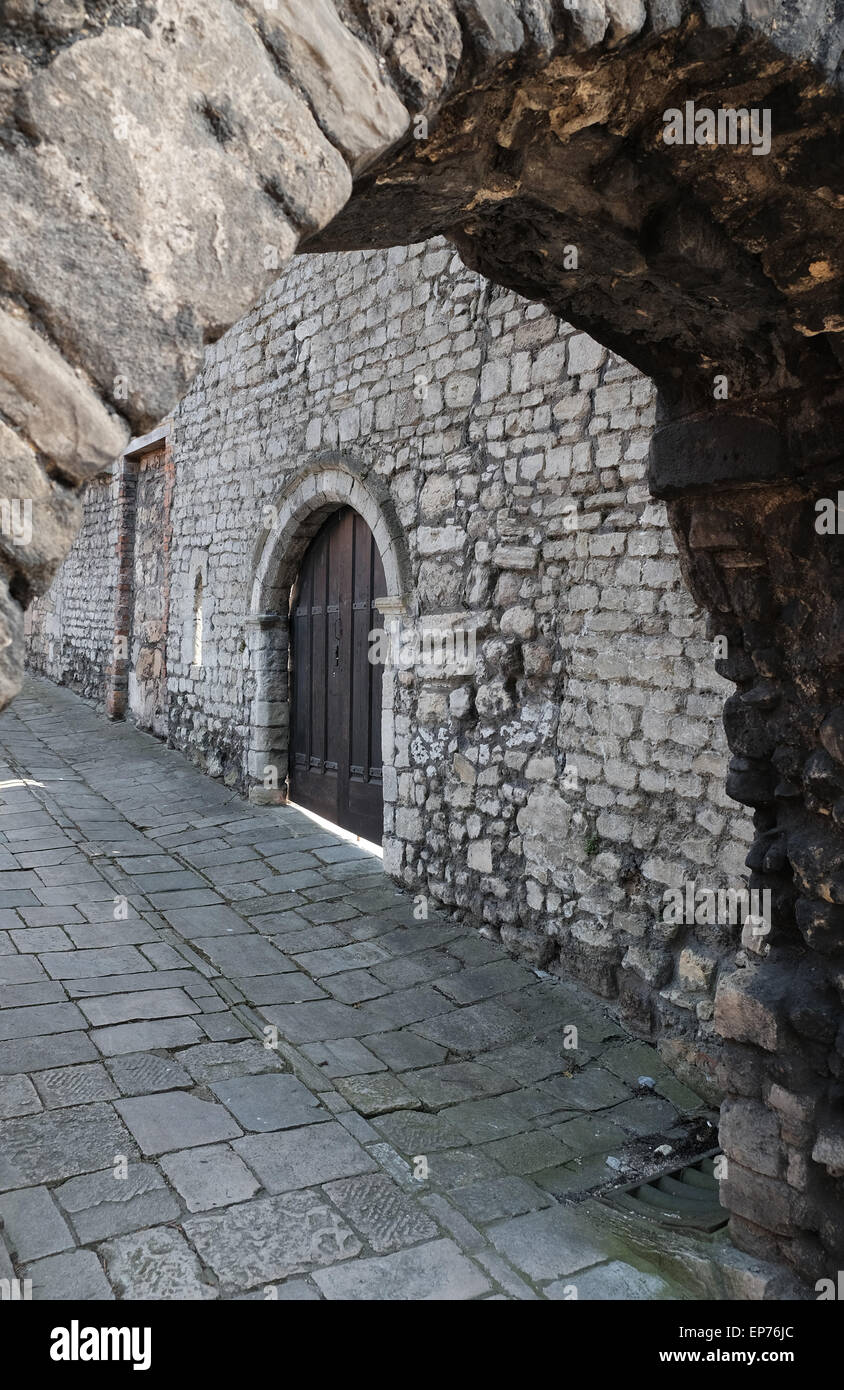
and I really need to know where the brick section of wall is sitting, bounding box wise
[26,239,755,1093]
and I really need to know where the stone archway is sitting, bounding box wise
[246,460,412,836]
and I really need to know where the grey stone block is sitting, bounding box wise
[0,1031,98,1076]
[261,999,388,1042]
[185,1190,361,1289]
[539,1066,631,1111]
[481,1130,574,1175]
[8,926,73,952]
[333,1072,421,1117]
[234,1121,377,1193]
[175,1040,285,1084]
[0,1185,74,1261]
[193,935,293,977]
[363,1030,447,1070]
[0,1102,137,1188]
[402,1062,514,1108]
[488,1205,607,1281]
[435,959,536,1004]
[101,1227,217,1300]
[324,970,388,1004]
[199,1013,251,1040]
[0,1073,42,1118]
[0,980,67,1008]
[322,1173,439,1253]
[293,941,390,977]
[54,1163,180,1243]
[65,921,160,948]
[234,972,326,1004]
[78,988,200,1027]
[25,1249,114,1301]
[373,1108,468,1154]
[32,1062,119,1108]
[115,1093,243,1154]
[106,1051,192,1095]
[448,1175,552,1225]
[414,1000,525,1054]
[66,969,201,997]
[301,1037,387,1078]
[0,1002,87,1041]
[160,1144,262,1211]
[39,946,150,980]
[544,1260,677,1300]
[210,1073,327,1132]
[0,954,46,986]
[312,1238,490,1300]
[163,905,253,938]
[91,1017,204,1055]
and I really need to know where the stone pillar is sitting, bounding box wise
[374,595,409,875]
[104,455,137,721]
[650,408,844,1287]
[246,612,289,805]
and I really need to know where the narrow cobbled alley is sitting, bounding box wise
[0,678,735,1300]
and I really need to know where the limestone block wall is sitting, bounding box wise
[25,472,118,704]
[26,239,754,1092]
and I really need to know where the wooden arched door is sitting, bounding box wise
[290,507,387,844]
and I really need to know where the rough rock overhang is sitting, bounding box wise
[309,2,844,474]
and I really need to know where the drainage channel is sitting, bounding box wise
[599,1151,727,1233]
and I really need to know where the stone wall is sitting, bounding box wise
[25,471,118,703]
[27,239,754,1094]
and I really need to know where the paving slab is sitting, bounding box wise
[0,1185,74,1261]
[54,1164,182,1243]
[0,1102,138,1188]
[184,1191,362,1290]
[210,1073,328,1132]
[0,1073,42,1118]
[32,1062,119,1107]
[115,1093,243,1154]
[174,1040,286,1084]
[193,936,294,977]
[312,1238,490,1300]
[39,946,151,981]
[234,1121,377,1193]
[78,988,201,1027]
[159,1144,262,1212]
[25,1249,114,1300]
[322,1173,439,1253]
[447,1175,553,1225]
[545,1260,681,1300]
[106,1052,192,1095]
[487,1205,608,1281]
[0,1031,98,1075]
[101,1227,217,1300]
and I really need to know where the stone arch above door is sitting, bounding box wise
[246,459,412,811]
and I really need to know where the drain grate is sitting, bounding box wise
[598,1152,727,1233]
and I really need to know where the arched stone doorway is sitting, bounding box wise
[247,459,412,843]
[289,505,387,843]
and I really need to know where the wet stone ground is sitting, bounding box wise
[0,677,714,1300]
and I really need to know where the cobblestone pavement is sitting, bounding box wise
[0,677,713,1300]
